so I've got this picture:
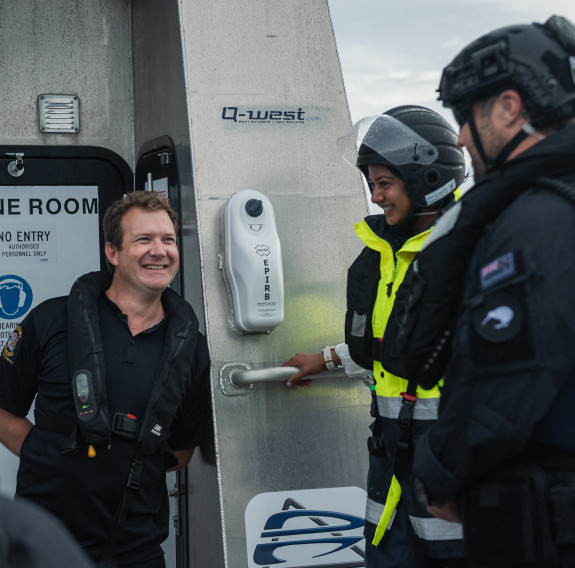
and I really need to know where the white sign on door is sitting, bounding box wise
[0,185,100,342]
[0,185,100,497]
[245,486,366,568]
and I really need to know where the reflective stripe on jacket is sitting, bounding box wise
[366,492,462,541]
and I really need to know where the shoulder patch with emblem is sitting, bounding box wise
[2,325,23,365]
[472,293,523,343]
[480,252,516,290]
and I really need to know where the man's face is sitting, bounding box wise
[456,98,512,182]
[457,120,486,182]
[105,207,179,298]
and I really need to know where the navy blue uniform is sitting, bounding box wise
[412,125,575,566]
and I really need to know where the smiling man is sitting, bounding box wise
[0,191,211,568]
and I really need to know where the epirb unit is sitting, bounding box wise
[220,190,284,334]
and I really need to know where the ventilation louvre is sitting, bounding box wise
[39,95,80,133]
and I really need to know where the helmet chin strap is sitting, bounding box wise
[468,115,530,175]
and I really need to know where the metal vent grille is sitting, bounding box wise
[38,95,80,133]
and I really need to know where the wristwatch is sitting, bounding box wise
[322,345,337,371]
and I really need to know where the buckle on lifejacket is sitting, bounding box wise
[127,459,143,490]
[112,413,138,440]
[367,435,386,455]
[370,385,378,418]
[398,392,416,429]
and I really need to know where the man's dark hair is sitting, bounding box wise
[103,191,179,272]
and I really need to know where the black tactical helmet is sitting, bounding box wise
[346,106,465,207]
[438,15,575,129]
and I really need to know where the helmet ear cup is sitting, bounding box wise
[424,168,441,188]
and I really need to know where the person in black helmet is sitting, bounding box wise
[387,15,575,568]
[283,105,468,568]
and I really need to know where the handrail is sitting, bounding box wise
[219,362,370,396]
[228,365,349,387]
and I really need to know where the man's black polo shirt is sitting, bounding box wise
[0,293,205,565]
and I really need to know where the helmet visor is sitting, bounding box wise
[337,115,439,169]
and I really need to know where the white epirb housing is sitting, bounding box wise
[221,190,284,334]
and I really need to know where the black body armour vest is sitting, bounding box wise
[386,138,575,389]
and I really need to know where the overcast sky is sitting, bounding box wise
[327,0,575,126]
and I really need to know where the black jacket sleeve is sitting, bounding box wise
[0,312,41,417]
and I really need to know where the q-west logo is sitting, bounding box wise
[246,487,366,568]
[0,274,33,320]
[222,106,321,124]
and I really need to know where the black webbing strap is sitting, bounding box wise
[393,380,418,479]
[100,455,144,563]
[368,384,386,455]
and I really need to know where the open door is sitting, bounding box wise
[136,136,188,568]
[0,145,132,496]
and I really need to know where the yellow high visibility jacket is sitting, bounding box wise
[354,218,461,548]
[354,219,440,399]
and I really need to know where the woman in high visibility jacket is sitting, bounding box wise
[284,105,468,568]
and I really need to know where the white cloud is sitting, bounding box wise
[328,0,575,122]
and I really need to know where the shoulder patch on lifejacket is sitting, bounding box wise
[472,292,524,343]
[2,325,23,365]
[480,252,516,290]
